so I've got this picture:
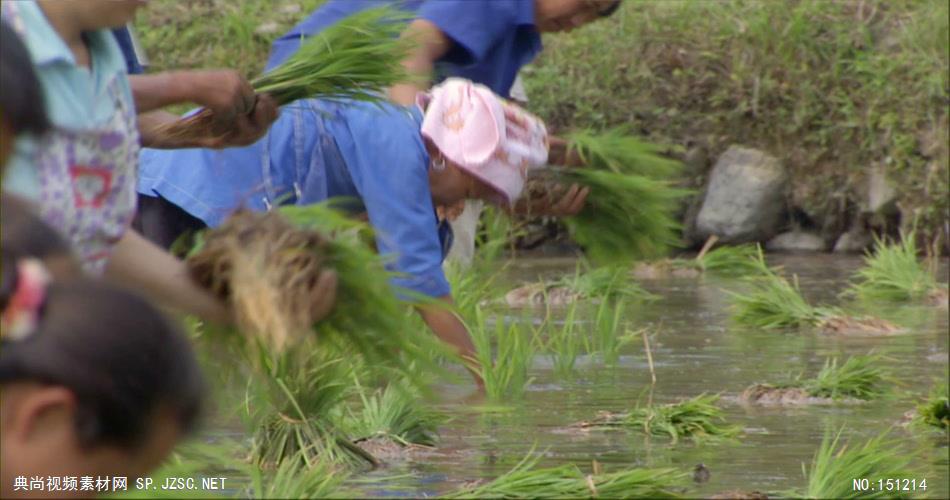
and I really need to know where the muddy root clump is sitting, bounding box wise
[187,210,329,350]
[505,284,579,307]
[739,384,831,406]
[818,316,902,336]
[353,436,431,464]
[631,260,701,280]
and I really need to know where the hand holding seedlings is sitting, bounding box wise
[510,181,590,217]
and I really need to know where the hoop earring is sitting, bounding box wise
[432,154,447,171]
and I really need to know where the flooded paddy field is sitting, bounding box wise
[349,255,949,498]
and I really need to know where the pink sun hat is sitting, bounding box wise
[418,78,549,205]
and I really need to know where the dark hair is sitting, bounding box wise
[0,20,50,136]
[0,253,206,449]
[599,0,622,18]
[1,195,73,264]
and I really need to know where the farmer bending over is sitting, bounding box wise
[136,79,554,387]
[264,0,621,263]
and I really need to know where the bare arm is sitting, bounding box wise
[130,71,253,115]
[416,295,483,388]
[388,19,453,106]
[104,229,231,325]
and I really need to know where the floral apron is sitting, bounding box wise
[5,3,140,274]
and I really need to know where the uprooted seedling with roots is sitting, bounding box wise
[728,247,902,336]
[188,210,330,351]
[740,355,892,406]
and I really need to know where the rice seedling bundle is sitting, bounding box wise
[741,355,892,404]
[343,381,444,446]
[803,355,891,400]
[243,345,377,469]
[543,128,689,263]
[161,7,411,140]
[557,265,656,302]
[801,428,916,499]
[187,204,439,371]
[584,394,740,444]
[442,452,686,499]
[694,244,763,276]
[845,234,944,302]
[727,248,900,335]
[914,383,949,430]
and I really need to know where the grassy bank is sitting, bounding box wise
[525,0,948,245]
[134,0,949,246]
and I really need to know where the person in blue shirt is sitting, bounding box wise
[137,79,560,387]
[267,0,621,104]
[266,0,619,264]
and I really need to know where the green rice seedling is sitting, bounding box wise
[470,306,535,401]
[551,167,689,263]
[442,451,686,499]
[801,428,916,499]
[587,299,635,366]
[590,394,740,444]
[543,128,689,263]
[557,264,656,302]
[160,7,412,139]
[251,8,411,104]
[845,234,944,302]
[728,247,833,328]
[803,355,892,401]
[542,299,584,377]
[913,383,949,430]
[727,249,902,335]
[343,380,444,446]
[694,244,763,276]
[247,449,349,499]
[189,203,442,378]
[566,127,683,179]
[243,345,376,469]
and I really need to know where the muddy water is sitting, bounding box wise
[352,255,949,498]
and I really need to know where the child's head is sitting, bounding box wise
[420,78,549,208]
[0,255,205,497]
[0,20,50,169]
[534,0,622,33]
[35,0,147,32]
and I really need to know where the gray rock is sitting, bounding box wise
[695,146,788,243]
[833,227,873,253]
[766,231,826,252]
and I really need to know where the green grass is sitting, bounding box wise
[441,452,686,499]
[914,383,949,430]
[342,380,444,446]
[803,355,892,400]
[469,307,535,401]
[800,428,916,499]
[845,234,944,302]
[525,0,948,242]
[591,393,740,444]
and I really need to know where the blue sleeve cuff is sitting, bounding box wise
[390,266,451,300]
